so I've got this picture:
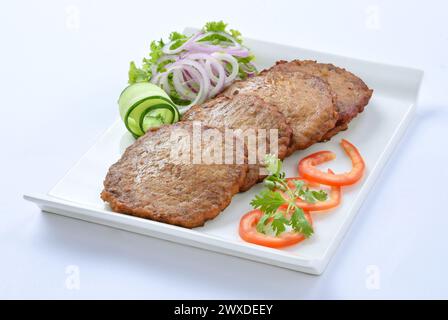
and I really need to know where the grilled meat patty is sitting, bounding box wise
[183,94,293,191]
[264,60,373,140]
[101,121,248,228]
[102,59,372,228]
[222,70,337,154]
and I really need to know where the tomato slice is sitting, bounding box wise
[239,209,312,248]
[285,177,320,189]
[282,171,341,212]
[298,139,365,186]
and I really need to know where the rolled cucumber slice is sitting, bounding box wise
[118,82,180,137]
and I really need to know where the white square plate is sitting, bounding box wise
[24,28,423,274]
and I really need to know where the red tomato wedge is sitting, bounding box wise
[298,139,365,186]
[239,209,312,248]
[282,171,342,212]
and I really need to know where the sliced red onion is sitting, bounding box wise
[205,60,226,97]
[162,32,203,55]
[204,60,220,83]
[185,53,227,97]
[153,72,170,94]
[150,55,177,83]
[173,69,196,100]
[157,55,178,65]
[194,31,241,47]
[149,30,256,112]
[182,31,249,57]
[211,52,239,85]
[182,69,199,93]
[160,64,206,113]
[176,67,205,113]
[172,62,208,105]
[197,40,234,47]
[172,59,210,100]
[185,42,249,57]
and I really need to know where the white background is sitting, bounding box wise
[1,0,447,299]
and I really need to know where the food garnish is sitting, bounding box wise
[298,139,365,186]
[239,140,365,248]
[128,21,257,113]
[118,82,180,137]
[281,171,341,212]
[243,154,317,245]
[239,209,313,248]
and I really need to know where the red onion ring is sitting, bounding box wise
[149,30,257,112]
[162,32,203,55]
[211,52,239,85]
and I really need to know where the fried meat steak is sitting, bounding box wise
[101,121,248,228]
[222,70,338,154]
[183,94,293,191]
[264,60,373,140]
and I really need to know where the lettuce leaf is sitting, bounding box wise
[128,61,149,84]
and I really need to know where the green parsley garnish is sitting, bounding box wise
[250,155,328,238]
